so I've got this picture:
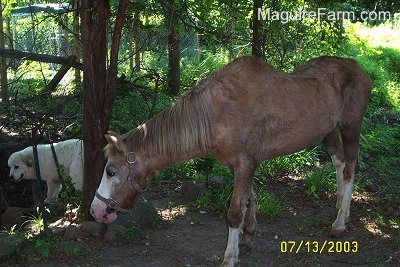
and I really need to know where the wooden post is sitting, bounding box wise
[0,0,9,102]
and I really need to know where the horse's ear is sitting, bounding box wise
[106,130,120,139]
[104,131,125,152]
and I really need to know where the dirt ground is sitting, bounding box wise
[2,176,399,267]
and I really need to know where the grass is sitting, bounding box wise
[197,177,233,214]
[256,191,282,217]
[304,164,336,199]
[3,227,88,263]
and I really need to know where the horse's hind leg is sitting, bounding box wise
[328,71,371,237]
[323,125,345,210]
[324,116,363,237]
[323,124,353,237]
[331,121,362,237]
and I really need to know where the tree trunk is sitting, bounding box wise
[80,0,129,220]
[129,18,134,71]
[0,0,9,102]
[133,10,141,72]
[72,0,81,83]
[163,0,180,96]
[251,0,264,58]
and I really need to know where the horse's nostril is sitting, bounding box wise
[105,206,115,215]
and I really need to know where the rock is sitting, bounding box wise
[115,200,160,229]
[63,224,83,241]
[177,180,206,202]
[0,231,25,260]
[209,176,225,186]
[103,224,127,242]
[81,221,106,237]
[1,207,35,230]
[51,226,66,236]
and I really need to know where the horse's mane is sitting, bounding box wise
[121,76,213,157]
[107,56,270,157]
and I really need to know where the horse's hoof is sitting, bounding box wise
[329,228,346,238]
[239,243,253,256]
[220,259,237,267]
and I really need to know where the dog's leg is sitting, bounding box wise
[69,159,84,191]
[44,179,62,203]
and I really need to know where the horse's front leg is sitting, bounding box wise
[239,186,256,255]
[221,159,256,267]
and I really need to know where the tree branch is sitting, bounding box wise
[0,48,82,70]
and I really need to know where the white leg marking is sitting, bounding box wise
[221,227,241,267]
[332,178,354,231]
[332,155,345,209]
[221,198,248,267]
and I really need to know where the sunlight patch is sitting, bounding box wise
[360,217,391,238]
[158,205,188,221]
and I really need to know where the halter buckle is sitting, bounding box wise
[127,152,136,164]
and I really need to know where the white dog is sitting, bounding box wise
[8,139,84,203]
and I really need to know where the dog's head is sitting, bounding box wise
[8,149,34,182]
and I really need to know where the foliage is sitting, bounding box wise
[256,191,281,217]
[1,66,82,142]
[255,147,320,181]
[57,167,83,220]
[24,207,47,233]
[4,230,84,263]
[197,177,233,214]
[346,22,400,207]
[304,164,336,199]
[110,87,173,134]
[19,232,59,262]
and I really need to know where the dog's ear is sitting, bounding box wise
[22,154,33,168]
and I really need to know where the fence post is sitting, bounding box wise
[32,129,48,231]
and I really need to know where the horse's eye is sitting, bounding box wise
[14,166,19,169]
[106,170,116,177]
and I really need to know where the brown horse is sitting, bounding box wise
[90,56,371,266]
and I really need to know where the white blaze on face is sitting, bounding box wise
[90,167,119,223]
[97,169,114,199]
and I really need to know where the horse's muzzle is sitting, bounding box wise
[90,199,118,224]
[94,190,131,214]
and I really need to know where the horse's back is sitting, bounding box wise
[294,56,372,94]
[209,56,371,163]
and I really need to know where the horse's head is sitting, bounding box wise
[90,131,147,223]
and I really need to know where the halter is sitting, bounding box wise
[95,152,146,214]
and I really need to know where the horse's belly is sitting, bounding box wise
[254,112,337,160]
